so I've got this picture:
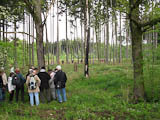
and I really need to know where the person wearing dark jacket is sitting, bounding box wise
[54,65,67,103]
[15,68,26,102]
[38,67,51,103]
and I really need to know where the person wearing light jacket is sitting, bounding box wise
[0,68,8,101]
[26,69,41,106]
[48,69,57,100]
[8,72,16,102]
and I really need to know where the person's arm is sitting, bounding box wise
[2,73,8,86]
[26,76,30,87]
[47,73,51,81]
[8,77,12,93]
[49,78,53,84]
[20,74,26,83]
[35,75,41,87]
[54,74,58,85]
[64,72,67,83]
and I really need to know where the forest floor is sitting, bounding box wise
[0,63,160,120]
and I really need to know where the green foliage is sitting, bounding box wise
[0,0,25,22]
[0,42,12,68]
[0,63,160,119]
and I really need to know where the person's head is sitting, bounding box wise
[54,68,58,72]
[15,68,20,74]
[31,65,34,69]
[33,68,38,74]
[56,65,62,71]
[0,69,3,76]
[41,66,46,70]
[29,68,33,74]
[48,69,53,75]
[9,72,14,77]
[0,67,5,75]
[1,67,4,70]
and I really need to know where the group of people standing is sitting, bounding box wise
[0,65,67,106]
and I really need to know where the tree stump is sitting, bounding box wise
[74,62,78,72]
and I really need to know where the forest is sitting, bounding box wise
[0,0,160,120]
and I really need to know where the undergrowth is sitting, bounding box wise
[0,63,160,120]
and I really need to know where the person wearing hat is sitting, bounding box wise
[54,65,67,103]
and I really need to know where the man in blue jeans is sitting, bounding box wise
[54,65,67,103]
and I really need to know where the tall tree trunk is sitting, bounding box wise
[14,22,17,68]
[129,0,144,101]
[2,19,5,42]
[45,22,50,68]
[81,19,83,62]
[0,20,1,41]
[95,27,100,61]
[29,15,32,67]
[65,4,69,64]
[106,4,109,64]
[119,12,122,63]
[84,0,90,77]
[56,0,60,64]
[35,22,45,69]
[75,18,79,63]
[104,25,106,62]
[114,12,118,63]
[92,28,95,64]
[112,16,115,64]
[24,0,45,69]
[32,18,35,66]
[52,4,55,65]
[23,12,25,67]
[5,20,8,42]
[126,25,129,60]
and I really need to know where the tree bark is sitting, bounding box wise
[23,12,25,67]
[14,22,17,68]
[84,0,90,77]
[129,1,144,101]
[119,12,122,63]
[24,0,46,69]
[2,19,5,42]
[32,17,35,66]
[65,4,69,64]
[56,0,60,64]
[126,25,129,60]
[29,15,32,67]
[81,19,83,62]
[106,4,109,64]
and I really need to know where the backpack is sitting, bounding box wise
[12,74,21,86]
[56,80,62,89]
[29,75,37,90]
[0,76,3,88]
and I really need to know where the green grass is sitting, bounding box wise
[0,63,160,120]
